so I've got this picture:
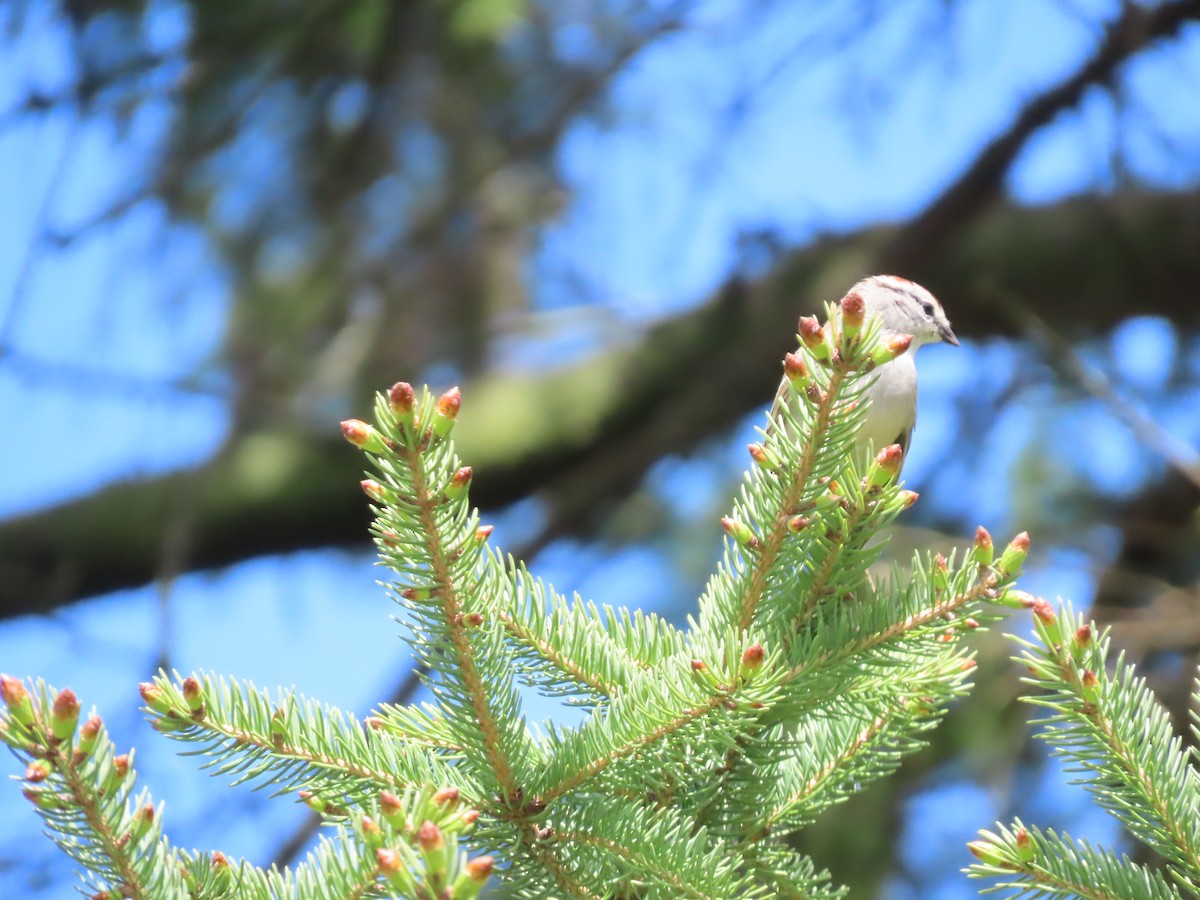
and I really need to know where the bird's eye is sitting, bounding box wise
[921,301,935,317]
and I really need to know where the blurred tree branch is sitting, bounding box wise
[3,0,1200,622]
[2,188,1199,619]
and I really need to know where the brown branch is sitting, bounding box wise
[3,189,1200,620]
[879,0,1200,273]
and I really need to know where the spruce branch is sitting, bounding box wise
[139,671,465,805]
[968,599,1200,898]
[5,300,1035,896]
[362,385,532,801]
[0,676,188,899]
[966,821,1180,900]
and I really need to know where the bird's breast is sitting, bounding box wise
[856,356,917,456]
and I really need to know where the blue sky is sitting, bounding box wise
[2,0,1200,896]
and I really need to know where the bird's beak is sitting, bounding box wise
[939,323,960,346]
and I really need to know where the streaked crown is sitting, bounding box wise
[851,275,958,350]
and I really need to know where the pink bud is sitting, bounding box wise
[389,382,415,416]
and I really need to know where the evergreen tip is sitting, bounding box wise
[867,444,903,487]
[783,351,809,386]
[340,419,385,452]
[360,815,383,847]
[474,524,494,542]
[50,688,80,743]
[139,682,173,715]
[445,466,473,500]
[721,517,758,549]
[418,820,444,851]
[748,443,777,470]
[380,790,404,827]
[74,715,102,762]
[995,532,1030,579]
[1073,624,1092,649]
[466,855,495,880]
[967,838,1006,867]
[797,316,831,361]
[1080,669,1100,703]
[1014,828,1035,862]
[741,643,765,672]
[389,381,416,416]
[181,676,205,713]
[971,526,994,566]
[1,674,34,727]
[436,386,462,418]
[376,847,402,874]
[1031,598,1055,624]
[360,479,387,503]
[840,291,865,333]
[870,333,912,366]
[25,759,52,783]
[433,786,460,809]
[433,386,462,438]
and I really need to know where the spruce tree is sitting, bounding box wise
[2,296,1029,897]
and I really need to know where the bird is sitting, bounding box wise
[771,274,958,469]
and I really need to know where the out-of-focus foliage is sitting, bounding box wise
[4,0,1200,896]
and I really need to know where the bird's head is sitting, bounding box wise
[854,274,958,351]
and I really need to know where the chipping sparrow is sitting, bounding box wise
[773,275,958,468]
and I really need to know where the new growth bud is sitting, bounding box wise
[783,352,810,389]
[995,532,1030,580]
[389,382,416,424]
[140,682,174,715]
[1,675,34,727]
[466,856,494,880]
[747,443,779,471]
[75,716,102,762]
[181,677,205,717]
[1080,669,1100,703]
[971,526,994,566]
[870,334,912,367]
[360,815,383,849]
[379,790,404,829]
[360,479,387,503]
[444,466,473,501]
[1031,597,1062,647]
[453,855,496,897]
[741,643,765,674]
[866,444,903,488]
[433,786,460,809]
[1015,828,1035,862]
[967,838,1006,867]
[340,419,387,454]
[1071,625,1092,665]
[721,517,759,551]
[433,386,462,439]
[376,847,407,889]
[797,316,832,362]
[50,688,80,743]
[418,820,449,881]
[840,291,865,341]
